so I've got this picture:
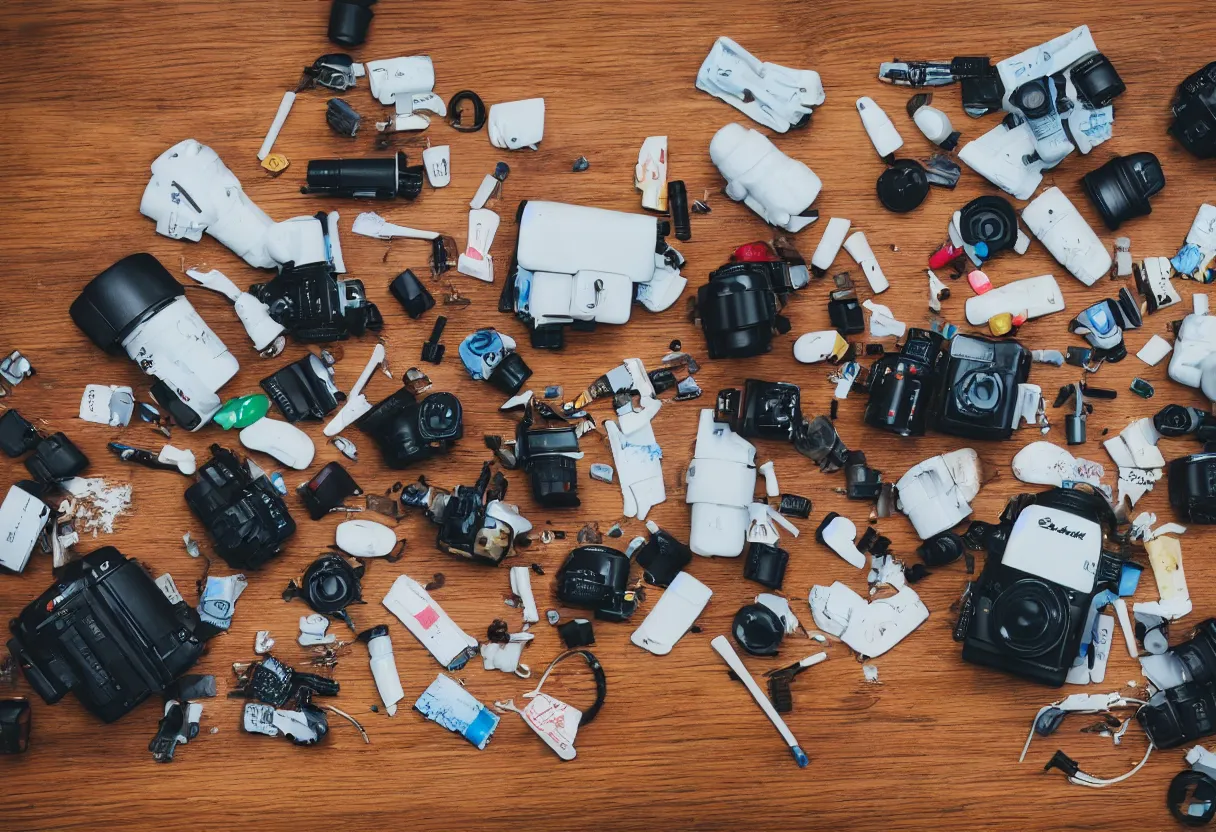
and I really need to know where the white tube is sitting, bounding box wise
[710,635,808,767]
[811,218,851,272]
[844,231,889,294]
[258,92,296,161]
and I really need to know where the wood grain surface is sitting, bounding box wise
[1,1,1214,830]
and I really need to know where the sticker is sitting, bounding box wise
[1002,504,1102,593]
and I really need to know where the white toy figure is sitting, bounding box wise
[709,123,821,233]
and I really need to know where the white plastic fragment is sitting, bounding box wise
[709,123,821,233]
[363,627,405,716]
[895,449,982,540]
[856,97,904,159]
[422,145,451,188]
[414,674,499,749]
[198,573,246,630]
[606,361,666,521]
[863,664,880,683]
[79,384,135,426]
[589,463,614,483]
[959,119,1045,200]
[457,208,500,283]
[686,409,757,557]
[818,514,866,569]
[928,270,949,312]
[351,212,440,241]
[964,274,1065,325]
[862,299,905,337]
[695,37,824,132]
[257,91,296,161]
[1066,614,1114,685]
[185,268,286,355]
[324,343,386,437]
[367,56,444,132]
[487,98,545,150]
[808,581,928,659]
[631,572,712,656]
[509,566,539,624]
[1139,256,1182,312]
[1021,187,1111,287]
[844,231,888,293]
[254,630,275,655]
[1114,237,1133,277]
[1011,442,1103,487]
[336,519,398,558]
[1133,535,1191,621]
[1169,293,1216,401]
[298,614,335,646]
[470,174,499,210]
[238,417,314,470]
[635,136,668,211]
[481,631,533,675]
[1173,204,1216,278]
[793,330,848,364]
[383,575,478,670]
[0,486,50,574]
[811,217,851,273]
[0,351,33,386]
[1103,419,1165,508]
[756,593,801,634]
[758,461,779,497]
[1113,598,1137,659]
[1136,335,1173,366]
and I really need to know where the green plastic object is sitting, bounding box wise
[213,394,271,429]
[1130,378,1155,399]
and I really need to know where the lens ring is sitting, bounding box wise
[991,578,1068,656]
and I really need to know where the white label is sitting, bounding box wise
[1002,504,1102,593]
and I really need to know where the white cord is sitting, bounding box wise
[1069,743,1155,788]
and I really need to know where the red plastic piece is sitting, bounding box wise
[928,243,963,270]
[732,241,780,262]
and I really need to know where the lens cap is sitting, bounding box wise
[731,603,785,656]
[917,532,965,567]
[959,195,1019,253]
[991,579,1067,656]
[294,554,363,615]
[876,160,929,213]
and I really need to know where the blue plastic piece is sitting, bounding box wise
[458,328,511,380]
[974,241,989,259]
[791,745,810,767]
[1118,562,1144,597]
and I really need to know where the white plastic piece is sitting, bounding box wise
[298,614,335,647]
[808,581,928,659]
[912,103,954,145]
[1012,442,1086,486]
[1139,256,1181,312]
[336,519,397,558]
[186,268,286,353]
[1188,747,1216,782]
[1011,384,1043,431]
[818,514,866,568]
[635,136,668,211]
[364,628,405,716]
[630,572,712,656]
[1103,419,1165,469]
[1021,187,1111,287]
[996,26,1099,110]
[383,574,478,670]
[488,98,545,150]
[895,449,982,540]
[0,486,50,573]
[695,37,824,132]
[1133,535,1191,621]
[257,91,296,161]
[1136,335,1173,367]
[1114,237,1133,277]
[855,97,904,159]
[793,330,848,364]
[686,409,757,557]
[238,417,315,470]
[709,123,821,233]
[324,343,386,437]
[862,299,905,337]
[747,502,799,546]
[1175,205,1216,278]
[758,461,779,497]
[811,218,851,272]
[457,208,500,283]
[470,174,498,210]
[143,140,332,271]
[757,593,801,634]
[157,445,197,476]
[928,270,949,313]
[481,632,533,674]
[1114,598,1137,659]
[79,384,135,426]
[844,231,889,294]
[366,56,443,132]
[514,201,686,327]
[243,703,322,744]
[351,212,439,241]
[510,566,539,624]
[1169,296,1216,400]
[266,212,344,273]
[709,635,808,765]
[1067,614,1114,685]
[422,145,450,188]
[1003,506,1101,595]
[959,119,1045,200]
[964,274,1064,325]
[254,630,275,655]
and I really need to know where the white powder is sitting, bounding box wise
[61,477,132,535]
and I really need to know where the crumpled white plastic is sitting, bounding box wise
[808,581,928,659]
[696,37,824,132]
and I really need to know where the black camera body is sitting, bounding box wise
[932,334,1032,440]
[697,263,788,359]
[715,379,802,442]
[357,388,463,469]
[864,328,946,436]
[960,489,1122,686]
[1137,619,1216,749]
[185,445,296,569]
[1170,62,1216,159]
[555,546,638,622]
[1169,452,1216,524]
[260,354,340,422]
[866,331,1031,440]
[251,261,383,343]
[514,417,581,508]
[7,547,205,723]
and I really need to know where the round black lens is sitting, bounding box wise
[992,579,1067,656]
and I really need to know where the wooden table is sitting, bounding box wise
[1,1,1214,829]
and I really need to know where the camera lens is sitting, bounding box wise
[876,159,929,213]
[958,196,1018,253]
[959,371,1003,413]
[1012,80,1052,118]
[992,579,1068,656]
[697,264,780,359]
[418,393,462,441]
[1081,152,1166,230]
[1070,53,1126,109]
